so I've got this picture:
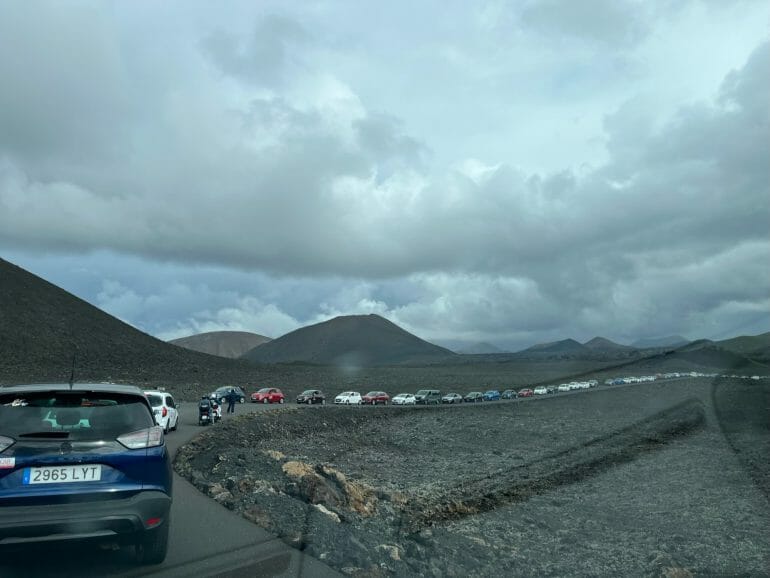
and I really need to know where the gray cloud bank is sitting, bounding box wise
[0,2,767,348]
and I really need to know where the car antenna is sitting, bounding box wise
[68,346,77,389]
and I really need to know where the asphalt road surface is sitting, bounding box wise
[0,401,340,578]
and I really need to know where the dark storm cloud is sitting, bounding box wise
[0,3,133,163]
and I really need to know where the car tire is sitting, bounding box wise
[136,519,170,565]
[239,397,245,404]
[279,398,284,404]
[221,397,227,405]
[262,398,269,404]
[163,421,170,435]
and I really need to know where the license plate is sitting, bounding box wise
[23,465,102,485]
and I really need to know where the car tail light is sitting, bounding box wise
[0,436,14,452]
[145,517,163,528]
[118,426,164,449]
[162,407,168,418]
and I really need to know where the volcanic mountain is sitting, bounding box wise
[583,337,634,351]
[170,331,272,359]
[241,314,455,366]
[0,257,255,388]
[521,338,590,355]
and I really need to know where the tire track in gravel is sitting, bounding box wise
[399,397,706,534]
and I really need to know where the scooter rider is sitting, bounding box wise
[209,393,222,421]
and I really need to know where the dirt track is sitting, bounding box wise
[174,379,770,576]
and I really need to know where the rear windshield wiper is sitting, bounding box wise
[17,431,71,438]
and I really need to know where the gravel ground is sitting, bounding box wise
[174,378,770,576]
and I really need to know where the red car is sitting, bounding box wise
[251,388,285,404]
[517,388,534,398]
[361,391,390,405]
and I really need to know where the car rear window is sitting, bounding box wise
[0,391,154,440]
[146,393,163,407]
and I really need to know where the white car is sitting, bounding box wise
[144,390,179,433]
[533,386,548,395]
[558,384,571,392]
[334,391,362,405]
[391,393,416,405]
[569,382,581,390]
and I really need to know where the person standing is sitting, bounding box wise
[227,388,237,414]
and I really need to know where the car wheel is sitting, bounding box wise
[239,397,245,403]
[279,398,284,404]
[262,398,268,404]
[221,397,227,405]
[136,519,170,565]
[163,421,170,435]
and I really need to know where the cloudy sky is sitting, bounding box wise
[1,0,768,351]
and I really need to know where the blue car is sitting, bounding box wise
[483,390,501,401]
[0,383,173,564]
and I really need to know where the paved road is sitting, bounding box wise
[0,402,340,578]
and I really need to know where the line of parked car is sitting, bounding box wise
[229,382,600,409]
[208,371,765,414]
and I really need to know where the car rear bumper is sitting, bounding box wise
[0,491,171,545]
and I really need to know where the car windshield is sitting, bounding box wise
[257,388,270,393]
[301,390,315,395]
[0,391,153,440]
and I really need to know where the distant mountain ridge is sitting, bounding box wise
[458,342,506,354]
[242,314,455,366]
[170,331,271,358]
[632,335,689,349]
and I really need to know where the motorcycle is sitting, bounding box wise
[198,397,214,426]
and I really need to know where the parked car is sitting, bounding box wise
[251,388,285,404]
[558,383,571,392]
[501,389,517,399]
[0,383,173,563]
[211,386,246,404]
[392,393,416,405]
[464,391,484,403]
[546,385,557,394]
[414,389,441,405]
[483,390,501,401]
[362,391,390,405]
[518,388,534,397]
[441,393,464,404]
[533,386,548,395]
[334,391,362,405]
[144,390,179,434]
[295,389,325,404]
